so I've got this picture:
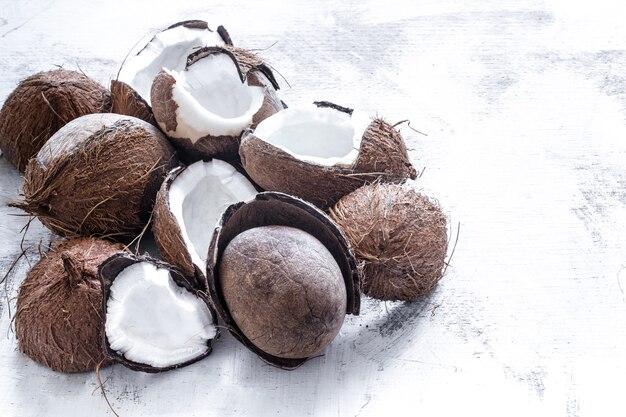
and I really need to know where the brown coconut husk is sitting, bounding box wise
[98,253,217,373]
[151,166,196,278]
[206,192,360,369]
[15,238,125,372]
[329,183,448,301]
[111,20,232,126]
[0,69,111,172]
[110,80,157,127]
[151,46,283,164]
[239,108,417,209]
[13,113,178,239]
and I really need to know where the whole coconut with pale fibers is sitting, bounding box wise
[330,183,448,301]
[12,113,177,238]
[0,69,111,171]
[15,238,125,372]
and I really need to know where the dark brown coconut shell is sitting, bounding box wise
[99,253,217,373]
[206,192,360,369]
[0,69,111,172]
[111,20,232,125]
[219,225,348,359]
[239,104,417,209]
[151,46,283,164]
[15,238,125,372]
[330,183,448,301]
[13,113,178,239]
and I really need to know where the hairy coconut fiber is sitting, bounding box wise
[15,238,125,372]
[206,192,360,369]
[330,183,448,301]
[14,113,177,238]
[240,113,417,209]
[110,80,157,127]
[0,69,111,171]
[151,46,282,163]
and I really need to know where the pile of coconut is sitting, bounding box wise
[0,21,449,374]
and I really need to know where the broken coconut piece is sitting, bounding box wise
[206,192,360,369]
[239,101,417,208]
[13,113,177,238]
[330,183,449,301]
[99,254,218,372]
[151,46,283,162]
[152,159,258,279]
[0,69,112,171]
[113,20,231,125]
[15,238,125,372]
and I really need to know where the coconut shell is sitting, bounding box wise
[0,69,111,172]
[239,107,417,209]
[98,253,217,373]
[206,192,360,369]
[330,183,448,301]
[15,238,125,372]
[111,21,232,125]
[151,46,283,164]
[152,166,196,278]
[14,113,178,239]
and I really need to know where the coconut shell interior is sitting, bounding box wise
[99,253,216,373]
[206,192,360,369]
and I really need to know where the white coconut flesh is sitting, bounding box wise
[119,24,225,106]
[252,105,371,167]
[106,261,217,368]
[163,53,265,140]
[169,159,257,270]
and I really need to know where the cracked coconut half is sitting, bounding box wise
[151,46,283,162]
[152,158,258,280]
[239,101,417,208]
[113,20,232,125]
[99,254,218,372]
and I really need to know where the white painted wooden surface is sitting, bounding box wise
[1,1,626,416]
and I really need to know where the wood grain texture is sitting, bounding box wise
[1,0,626,416]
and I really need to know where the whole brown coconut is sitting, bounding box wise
[15,238,125,372]
[330,183,448,301]
[0,69,111,171]
[13,113,177,238]
[219,225,347,359]
[207,192,360,369]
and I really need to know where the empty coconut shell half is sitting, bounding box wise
[12,113,177,238]
[239,101,417,208]
[206,192,360,369]
[113,20,232,125]
[99,253,218,372]
[152,158,258,280]
[15,238,126,372]
[0,69,111,172]
[151,46,283,162]
[330,183,449,301]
